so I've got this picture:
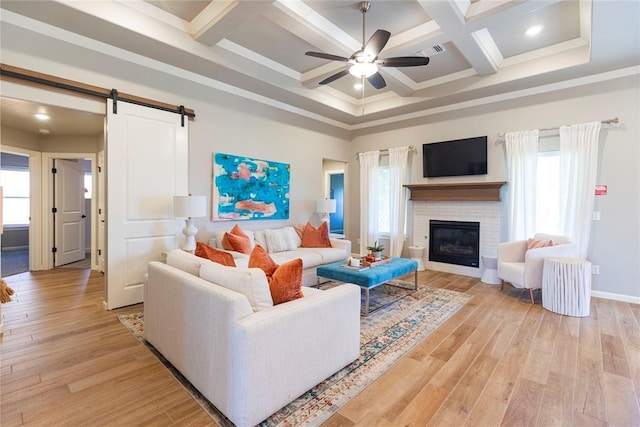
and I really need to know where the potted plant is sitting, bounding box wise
[366,241,385,261]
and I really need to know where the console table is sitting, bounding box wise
[542,257,591,317]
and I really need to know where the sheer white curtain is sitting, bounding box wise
[388,146,410,257]
[559,121,601,258]
[359,150,380,255]
[505,130,539,240]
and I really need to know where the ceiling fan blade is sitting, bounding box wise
[376,56,430,67]
[305,51,350,62]
[319,69,350,85]
[367,72,386,89]
[364,30,391,57]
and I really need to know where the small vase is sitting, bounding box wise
[373,251,382,260]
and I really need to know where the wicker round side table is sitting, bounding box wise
[542,257,591,317]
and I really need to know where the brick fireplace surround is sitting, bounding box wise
[405,183,505,278]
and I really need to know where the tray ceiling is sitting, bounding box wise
[1,0,638,132]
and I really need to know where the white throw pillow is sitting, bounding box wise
[265,227,298,253]
[253,230,268,251]
[199,262,273,311]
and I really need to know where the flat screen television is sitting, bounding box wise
[422,136,487,178]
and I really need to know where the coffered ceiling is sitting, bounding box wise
[1,0,639,132]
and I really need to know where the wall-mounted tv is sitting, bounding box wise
[422,136,487,178]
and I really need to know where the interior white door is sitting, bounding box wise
[54,159,86,266]
[105,99,187,310]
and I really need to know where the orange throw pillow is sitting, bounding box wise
[269,259,303,305]
[195,242,236,267]
[300,222,332,248]
[248,245,278,277]
[526,238,554,250]
[221,224,252,254]
[293,224,305,239]
[248,245,303,305]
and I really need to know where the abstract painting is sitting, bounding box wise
[212,152,290,221]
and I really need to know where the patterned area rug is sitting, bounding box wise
[118,281,472,426]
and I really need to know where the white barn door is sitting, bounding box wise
[105,99,188,309]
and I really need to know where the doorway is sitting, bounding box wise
[0,152,31,277]
[0,94,104,273]
[323,159,347,236]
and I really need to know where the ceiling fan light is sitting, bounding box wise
[349,62,377,78]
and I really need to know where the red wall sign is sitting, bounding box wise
[595,185,608,196]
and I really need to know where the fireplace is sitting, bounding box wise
[429,220,480,268]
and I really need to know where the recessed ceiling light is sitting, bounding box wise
[38,128,50,135]
[526,25,543,37]
[354,82,363,90]
[35,113,50,121]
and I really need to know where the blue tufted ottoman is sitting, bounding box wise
[316,257,418,315]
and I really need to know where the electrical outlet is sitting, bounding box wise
[592,265,600,275]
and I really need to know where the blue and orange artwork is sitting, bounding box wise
[212,153,290,220]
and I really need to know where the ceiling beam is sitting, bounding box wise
[417,0,498,76]
[191,1,275,46]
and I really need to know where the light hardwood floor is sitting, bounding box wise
[1,268,639,426]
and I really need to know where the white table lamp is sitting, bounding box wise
[174,195,207,251]
[316,198,337,229]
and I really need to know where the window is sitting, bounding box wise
[84,173,92,199]
[536,151,560,234]
[1,169,30,226]
[377,166,390,234]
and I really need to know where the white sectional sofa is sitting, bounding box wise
[207,226,351,287]
[144,249,361,427]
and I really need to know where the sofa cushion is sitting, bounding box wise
[265,227,299,253]
[199,262,273,312]
[222,224,252,254]
[195,242,236,267]
[300,247,347,264]
[269,250,323,269]
[166,250,202,276]
[300,222,332,248]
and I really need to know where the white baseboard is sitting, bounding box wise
[591,290,640,304]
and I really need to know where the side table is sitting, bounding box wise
[481,255,500,285]
[542,257,591,317]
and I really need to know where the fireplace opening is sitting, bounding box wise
[429,220,480,268]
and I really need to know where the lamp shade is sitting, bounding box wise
[316,198,337,214]
[173,195,207,218]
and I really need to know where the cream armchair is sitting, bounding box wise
[497,233,578,304]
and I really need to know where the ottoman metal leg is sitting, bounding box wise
[363,288,370,317]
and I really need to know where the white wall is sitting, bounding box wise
[350,74,640,301]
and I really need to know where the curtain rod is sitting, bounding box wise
[497,117,620,140]
[0,64,196,125]
[356,145,416,158]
